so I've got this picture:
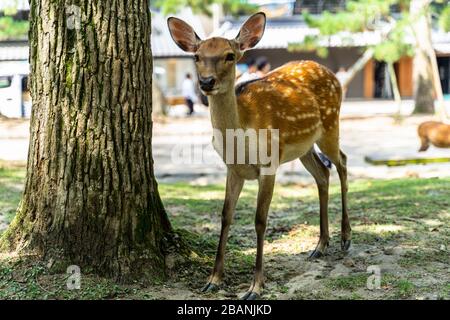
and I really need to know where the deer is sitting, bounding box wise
[417,121,450,152]
[168,12,351,300]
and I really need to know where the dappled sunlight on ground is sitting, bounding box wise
[0,164,449,299]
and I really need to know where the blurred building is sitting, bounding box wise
[219,1,450,99]
[151,9,206,105]
[0,1,30,117]
[1,1,449,111]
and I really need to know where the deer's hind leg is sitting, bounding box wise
[317,130,352,251]
[300,149,330,258]
[418,135,430,152]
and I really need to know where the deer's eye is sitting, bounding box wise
[225,53,235,62]
[194,54,200,62]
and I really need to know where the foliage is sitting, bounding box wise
[152,0,258,17]
[438,5,450,32]
[373,14,414,63]
[0,16,29,40]
[302,0,397,34]
[289,0,415,64]
[1,0,19,16]
[289,35,329,58]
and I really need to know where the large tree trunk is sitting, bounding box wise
[0,0,172,280]
[411,0,435,114]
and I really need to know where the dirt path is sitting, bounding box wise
[2,105,450,182]
[135,179,449,300]
[1,106,449,300]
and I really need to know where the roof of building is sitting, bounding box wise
[0,41,28,61]
[0,8,205,60]
[151,8,206,58]
[0,0,29,10]
[219,17,450,52]
[433,31,450,54]
[2,13,449,61]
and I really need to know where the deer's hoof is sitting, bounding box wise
[341,239,352,252]
[308,249,324,260]
[202,282,219,293]
[241,292,260,300]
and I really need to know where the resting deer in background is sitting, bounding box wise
[168,12,351,300]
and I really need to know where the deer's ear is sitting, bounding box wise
[167,17,201,53]
[235,12,266,51]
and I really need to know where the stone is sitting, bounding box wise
[343,257,356,268]
[329,263,351,278]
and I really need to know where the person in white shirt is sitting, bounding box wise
[182,73,197,115]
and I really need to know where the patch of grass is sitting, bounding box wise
[0,166,449,300]
[0,257,149,300]
[0,166,25,228]
[439,283,450,300]
[395,279,415,298]
[326,273,368,291]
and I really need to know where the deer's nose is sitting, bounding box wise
[199,77,216,91]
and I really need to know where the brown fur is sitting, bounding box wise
[418,121,450,152]
[168,12,351,299]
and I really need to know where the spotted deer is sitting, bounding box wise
[168,12,351,300]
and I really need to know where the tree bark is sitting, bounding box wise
[387,62,402,118]
[341,47,374,91]
[411,0,435,114]
[0,0,172,281]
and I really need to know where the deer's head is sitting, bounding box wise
[167,12,266,96]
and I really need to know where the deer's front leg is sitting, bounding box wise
[202,170,244,293]
[242,174,275,300]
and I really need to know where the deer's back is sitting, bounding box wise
[236,60,342,144]
[418,121,450,148]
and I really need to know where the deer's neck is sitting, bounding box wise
[208,90,241,132]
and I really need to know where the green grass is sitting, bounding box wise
[0,166,449,300]
[0,167,25,225]
[396,279,415,297]
[327,273,368,291]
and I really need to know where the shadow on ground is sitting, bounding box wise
[0,165,449,300]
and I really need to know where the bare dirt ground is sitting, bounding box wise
[152,103,450,184]
[0,102,449,300]
[2,102,450,182]
[1,172,448,300]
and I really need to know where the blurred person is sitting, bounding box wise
[256,57,271,77]
[182,73,197,116]
[237,58,258,84]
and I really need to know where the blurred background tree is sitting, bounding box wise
[438,3,450,31]
[373,16,414,118]
[0,16,29,40]
[289,0,448,117]
[153,0,258,17]
[0,0,29,40]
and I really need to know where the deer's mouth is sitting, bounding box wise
[201,87,219,95]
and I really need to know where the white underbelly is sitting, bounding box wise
[280,130,322,164]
